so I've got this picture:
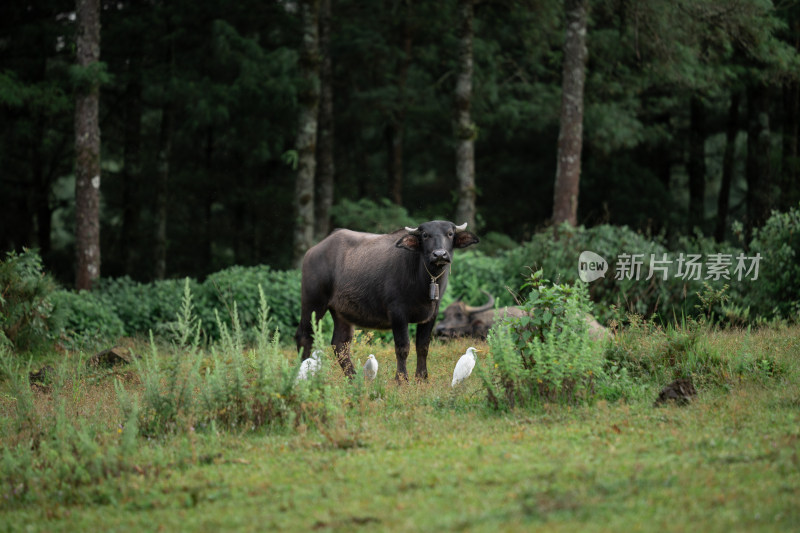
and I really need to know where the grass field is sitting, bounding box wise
[2,326,799,532]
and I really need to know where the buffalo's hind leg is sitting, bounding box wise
[295,302,327,361]
[331,312,356,376]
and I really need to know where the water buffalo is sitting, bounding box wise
[435,292,525,339]
[295,220,479,379]
[435,291,607,340]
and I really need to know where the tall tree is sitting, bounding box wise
[552,0,587,227]
[292,0,321,268]
[454,0,476,229]
[74,0,102,290]
[314,0,334,241]
[687,95,706,233]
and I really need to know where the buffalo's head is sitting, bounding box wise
[396,220,479,270]
[435,292,495,338]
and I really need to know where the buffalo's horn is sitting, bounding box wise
[463,290,495,314]
[405,226,420,233]
[455,222,468,232]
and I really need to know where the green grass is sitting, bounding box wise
[2,327,799,532]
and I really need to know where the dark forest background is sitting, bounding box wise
[2,0,799,287]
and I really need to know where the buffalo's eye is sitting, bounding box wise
[422,232,429,239]
[448,231,454,238]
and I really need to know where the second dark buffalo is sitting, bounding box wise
[295,220,479,380]
[435,291,608,340]
[434,292,525,339]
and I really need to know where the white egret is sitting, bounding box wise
[297,350,322,381]
[364,354,378,381]
[451,347,480,387]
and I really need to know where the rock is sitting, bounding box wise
[87,347,136,368]
[654,377,697,407]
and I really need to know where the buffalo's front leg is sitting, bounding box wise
[331,313,356,376]
[414,319,436,380]
[391,320,411,381]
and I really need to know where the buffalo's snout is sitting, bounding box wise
[431,249,451,265]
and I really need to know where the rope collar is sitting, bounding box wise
[423,261,449,282]
[423,262,450,300]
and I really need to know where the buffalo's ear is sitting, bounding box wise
[454,231,479,249]
[396,234,421,251]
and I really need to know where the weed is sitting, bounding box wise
[481,271,605,409]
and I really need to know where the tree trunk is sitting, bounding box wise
[715,92,740,242]
[74,0,101,290]
[153,41,174,281]
[552,0,588,227]
[687,95,706,234]
[314,0,334,240]
[745,83,772,240]
[454,0,476,229]
[292,0,321,269]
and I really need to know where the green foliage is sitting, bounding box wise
[481,271,605,409]
[201,265,301,342]
[604,315,783,392]
[330,198,416,234]
[52,266,302,347]
[694,282,731,322]
[49,290,125,348]
[0,249,57,352]
[130,281,203,437]
[745,204,800,320]
[442,223,754,327]
[123,282,341,438]
[0,352,155,507]
[46,207,800,351]
[94,276,190,337]
[441,249,510,311]
[0,351,35,428]
[68,62,113,92]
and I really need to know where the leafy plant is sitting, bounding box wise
[744,203,800,320]
[119,281,342,438]
[49,289,125,349]
[0,249,57,352]
[481,270,605,409]
[330,197,416,234]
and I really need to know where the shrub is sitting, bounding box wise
[441,250,508,312]
[445,223,748,326]
[481,270,606,409]
[201,265,301,342]
[0,347,145,507]
[120,281,341,438]
[603,314,783,391]
[0,249,57,352]
[330,197,416,234]
[94,276,190,337]
[745,204,800,320]
[85,266,301,344]
[49,289,125,348]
